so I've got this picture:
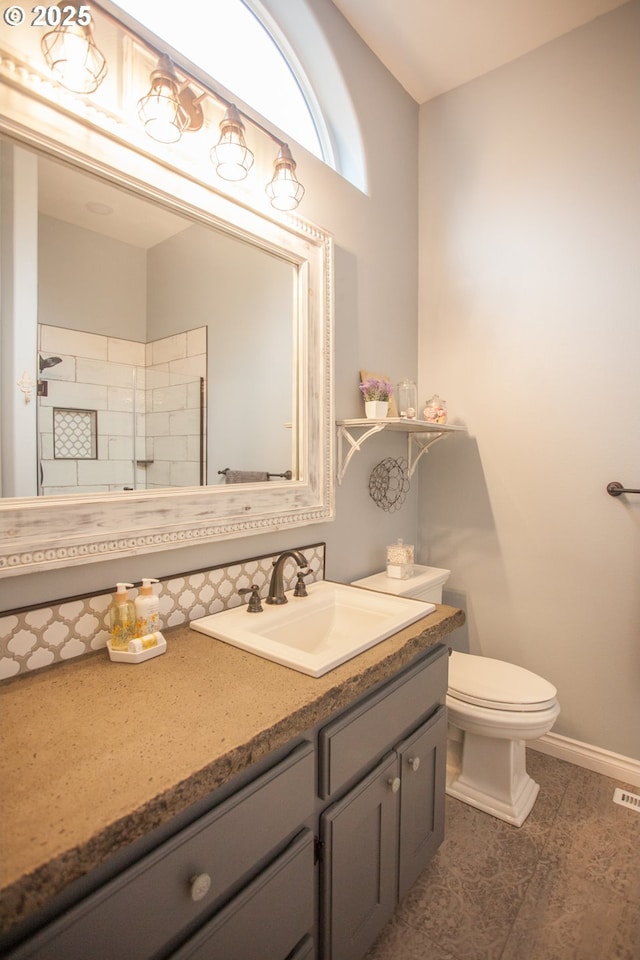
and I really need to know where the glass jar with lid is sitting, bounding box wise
[423,394,447,423]
[386,538,414,579]
[397,379,418,419]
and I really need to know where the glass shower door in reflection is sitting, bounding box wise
[136,367,205,490]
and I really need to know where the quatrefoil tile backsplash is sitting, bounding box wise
[0,544,325,681]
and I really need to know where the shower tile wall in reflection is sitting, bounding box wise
[38,325,206,494]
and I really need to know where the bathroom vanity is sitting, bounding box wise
[0,604,463,960]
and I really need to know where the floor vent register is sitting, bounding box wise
[613,787,640,812]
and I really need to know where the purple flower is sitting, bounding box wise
[359,378,393,401]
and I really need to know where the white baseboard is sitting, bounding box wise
[529,732,640,788]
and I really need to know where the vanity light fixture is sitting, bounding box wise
[137,55,204,144]
[265,144,306,211]
[212,105,255,181]
[39,8,305,210]
[41,2,107,94]
[136,54,304,208]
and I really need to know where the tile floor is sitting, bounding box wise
[364,750,640,960]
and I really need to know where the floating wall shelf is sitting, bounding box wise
[336,418,465,484]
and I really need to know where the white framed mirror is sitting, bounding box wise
[0,12,334,578]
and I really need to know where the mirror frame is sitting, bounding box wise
[0,42,334,578]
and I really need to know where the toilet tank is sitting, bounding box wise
[352,565,451,603]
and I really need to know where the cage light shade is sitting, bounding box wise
[266,144,305,211]
[137,56,189,144]
[41,5,107,94]
[212,106,254,181]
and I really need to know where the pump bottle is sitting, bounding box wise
[135,578,160,637]
[109,583,136,650]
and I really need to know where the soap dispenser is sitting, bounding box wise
[135,578,160,637]
[109,583,136,650]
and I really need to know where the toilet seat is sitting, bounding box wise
[446,693,561,739]
[448,651,557,712]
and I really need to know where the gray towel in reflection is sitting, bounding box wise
[225,470,270,483]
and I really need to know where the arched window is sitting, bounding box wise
[114,0,328,163]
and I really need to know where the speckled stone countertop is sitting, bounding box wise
[0,602,463,937]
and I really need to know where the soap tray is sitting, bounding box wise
[107,631,167,664]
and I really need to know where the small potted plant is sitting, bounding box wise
[359,377,393,419]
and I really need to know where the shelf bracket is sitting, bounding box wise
[337,422,386,484]
[336,418,463,484]
[407,431,448,478]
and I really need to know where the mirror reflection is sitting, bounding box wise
[37,328,206,495]
[4,142,296,498]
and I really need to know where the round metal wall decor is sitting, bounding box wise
[369,457,410,512]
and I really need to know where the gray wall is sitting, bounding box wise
[39,215,147,341]
[417,0,640,760]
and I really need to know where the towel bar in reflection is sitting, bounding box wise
[606,481,640,497]
[218,468,293,480]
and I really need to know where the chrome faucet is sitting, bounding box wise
[266,550,309,605]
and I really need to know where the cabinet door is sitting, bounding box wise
[320,754,399,960]
[168,830,315,960]
[396,705,447,901]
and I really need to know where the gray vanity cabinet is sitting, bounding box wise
[4,644,448,960]
[318,646,448,960]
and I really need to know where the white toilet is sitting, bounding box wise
[352,565,560,827]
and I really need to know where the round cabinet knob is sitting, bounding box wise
[387,776,401,794]
[408,756,421,772]
[190,872,212,902]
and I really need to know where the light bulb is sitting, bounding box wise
[211,106,254,181]
[41,12,107,94]
[138,58,189,144]
[266,144,305,211]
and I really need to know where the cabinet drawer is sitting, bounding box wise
[168,829,315,960]
[8,742,314,960]
[318,645,447,798]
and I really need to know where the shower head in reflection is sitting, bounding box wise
[39,355,63,372]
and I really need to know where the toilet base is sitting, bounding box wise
[446,730,540,827]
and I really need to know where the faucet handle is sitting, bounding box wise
[239,585,263,613]
[293,569,311,597]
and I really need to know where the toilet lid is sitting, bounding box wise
[448,651,557,712]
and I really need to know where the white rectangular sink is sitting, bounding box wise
[190,581,435,677]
